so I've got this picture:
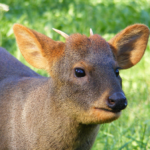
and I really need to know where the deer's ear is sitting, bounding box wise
[109,24,149,69]
[13,24,65,71]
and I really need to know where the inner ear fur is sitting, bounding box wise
[108,24,150,69]
[13,24,65,71]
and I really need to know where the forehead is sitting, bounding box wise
[65,34,114,65]
[66,34,111,53]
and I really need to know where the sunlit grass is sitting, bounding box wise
[0,0,150,149]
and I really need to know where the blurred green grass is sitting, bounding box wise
[0,0,150,149]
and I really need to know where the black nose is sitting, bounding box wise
[107,92,127,112]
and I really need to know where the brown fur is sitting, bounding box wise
[0,24,149,150]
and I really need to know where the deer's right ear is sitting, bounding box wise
[13,24,65,71]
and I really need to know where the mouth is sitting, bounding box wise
[94,107,121,113]
[88,107,121,124]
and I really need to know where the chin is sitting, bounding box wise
[93,108,122,123]
[79,108,122,124]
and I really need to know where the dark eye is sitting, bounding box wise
[115,68,119,77]
[75,68,86,77]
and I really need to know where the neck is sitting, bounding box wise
[48,78,100,150]
[42,115,100,150]
[24,78,100,149]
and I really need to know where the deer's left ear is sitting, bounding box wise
[108,24,149,69]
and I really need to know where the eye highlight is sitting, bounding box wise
[115,68,119,77]
[75,68,86,77]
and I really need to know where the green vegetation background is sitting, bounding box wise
[0,0,150,149]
